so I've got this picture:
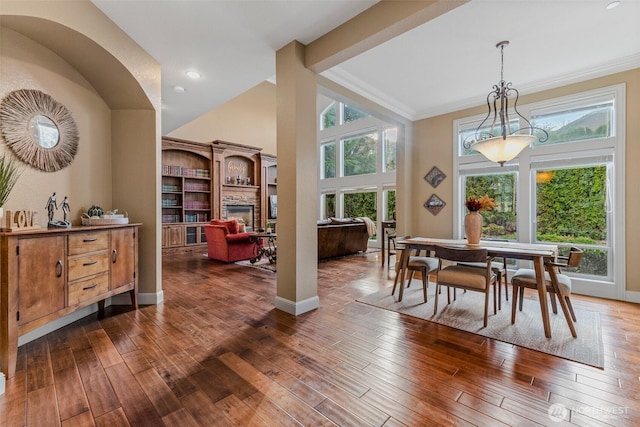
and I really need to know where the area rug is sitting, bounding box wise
[234,248,382,273]
[235,257,276,272]
[357,283,605,368]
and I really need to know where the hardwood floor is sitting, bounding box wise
[2,250,639,426]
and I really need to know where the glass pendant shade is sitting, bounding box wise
[470,134,536,166]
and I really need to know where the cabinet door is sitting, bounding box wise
[18,236,66,324]
[162,225,184,247]
[110,228,136,290]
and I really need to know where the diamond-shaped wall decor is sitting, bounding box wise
[424,194,446,216]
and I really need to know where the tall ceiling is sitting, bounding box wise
[92,0,640,134]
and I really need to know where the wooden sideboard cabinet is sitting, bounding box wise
[0,224,140,379]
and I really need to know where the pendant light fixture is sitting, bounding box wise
[465,41,548,166]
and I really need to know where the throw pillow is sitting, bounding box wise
[226,219,239,234]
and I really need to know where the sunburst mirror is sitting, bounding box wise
[0,89,78,172]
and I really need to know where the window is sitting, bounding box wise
[322,193,336,219]
[384,189,396,221]
[384,128,397,172]
[454,84,624,299]
[344,190,377,238]
[342,132,377,177]
[321,103,336,130]
[318,99,402,246]
[533,161,610,277]
[343,104,369,123]
[463,172,517,240]
[321,142,336,179]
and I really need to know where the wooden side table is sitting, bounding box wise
[249,233,277,264]
[381,221,396,267]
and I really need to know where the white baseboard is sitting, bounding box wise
[0,372,5,395]
[139,290,164,305]
[625,290,640,304]
[110,290,164,306]
[16,291,164,347]
[274,295,320,315]
[18,304,98,346]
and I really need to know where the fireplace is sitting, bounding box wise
[225,205,254,232]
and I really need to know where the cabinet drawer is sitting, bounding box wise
[68,253,109,282]
[68,273,109,306]
[69,232,109,255]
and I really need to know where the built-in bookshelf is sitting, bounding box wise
[162,138,213,251]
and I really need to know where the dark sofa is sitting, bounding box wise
[317,218,372,260]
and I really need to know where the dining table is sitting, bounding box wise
[394,237,561,338]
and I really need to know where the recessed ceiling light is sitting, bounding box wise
[606,1,620,9]
[173,85,185,93]
[186,70,201,79]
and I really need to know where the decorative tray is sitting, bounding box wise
[81,212,129,226]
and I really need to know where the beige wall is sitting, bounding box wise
[413,69,640,292]
[169,81,277,155]
[0,1,162,299]
[0,27,113,223]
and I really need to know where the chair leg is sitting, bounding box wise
[483,287,490,327]
[511,284,518,324]
[549,292,558,314]
[433,284,440,316]
[492,282,497,315]
[421,269,428,303]
[518,286,524,311]
[496,271,502,311]
[565,296,577,322]
[407,271,414,288]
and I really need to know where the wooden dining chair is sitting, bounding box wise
[433,246,497,327]
[391,236,438,303]
[510,246,583,337]
[456,257,509,310]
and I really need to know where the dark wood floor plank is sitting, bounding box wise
[60,410,96,427]
[161,408,201,427]
[73,347,120,418]
[218,352,336,426]
[54,366,91,421]
[94,408,131,427]
[180,390,235,427]
[85,329,124,369]
[26,385,59,427]
[104,362,164,427]
[134,368,183,418]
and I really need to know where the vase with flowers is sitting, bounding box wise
[464,194,495,245]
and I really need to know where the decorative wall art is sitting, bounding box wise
[424,194,446,216]
[0,89,79,172]
[424,166,446,188]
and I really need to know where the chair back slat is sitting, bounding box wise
[434,245,488,263]
[566,246,583,268]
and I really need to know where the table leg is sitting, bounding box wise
[533,255,552,338]
[381,227,386,267]
[397,244,410,302]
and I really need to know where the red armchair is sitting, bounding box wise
[204,219,258,262]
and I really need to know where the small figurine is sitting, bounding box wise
[61,196,70,222]
[46,192,71,228]
[45,192,57,223]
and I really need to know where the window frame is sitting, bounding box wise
[453,84,626,300]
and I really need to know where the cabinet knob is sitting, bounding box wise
[112,249,118,263]
[56,260,63,277]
